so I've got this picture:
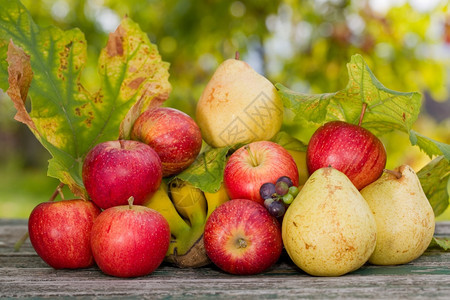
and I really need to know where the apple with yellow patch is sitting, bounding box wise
[131,107,202,176]
[204,199,282,275]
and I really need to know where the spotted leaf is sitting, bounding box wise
[0,1,171,197]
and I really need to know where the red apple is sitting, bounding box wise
[306,120,387,190]
[204,199,282,275]
[82,140,162,209]
[224,141,299,205]
[131,107,202,177]
[90,199,170,278]
[28,199,101,269]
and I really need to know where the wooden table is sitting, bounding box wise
[1,219,449,299]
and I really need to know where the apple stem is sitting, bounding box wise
[49,182,65,202]
[119,139,126,149]
[57,186,65,200]
[358,103,368,126]
[128,196,134,209]
[13,232,29,252]
[237,238,247,249]
[235,51,240,60]
[245,145,259,167]
[15,182,66,252]
[384,168,402,179]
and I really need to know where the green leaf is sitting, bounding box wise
[271,131,307,152]
[276,54,422,137]
[277,54,422,134]
[0,1,171,197]
[0,39,8,89]
[410,131,450,160]
[428,237,450,251]
[275,85,336,125]
[275,54,450,159]
[417,156,450,217]
[175,146,231,193]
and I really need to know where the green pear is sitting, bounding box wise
[195,56,283,148]
[360,164,435,265]
[282,167,377,276]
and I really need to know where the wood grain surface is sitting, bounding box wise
[1,219,449,299]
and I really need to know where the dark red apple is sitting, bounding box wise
[204,199,282,275]
[90,199,170,278]
[224,141,299,205]
[82,140,162,209]
[306,120,387,190]
[28,199,101,269]
[131,107,202,177]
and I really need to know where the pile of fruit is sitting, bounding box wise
[1,6,446,279]
[26,54,436,277]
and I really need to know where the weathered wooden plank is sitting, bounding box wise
[0,249,447,277]
[434,221,450,236]
[1,219,449,299]
[1,270,449,299]
[0,222,34,254]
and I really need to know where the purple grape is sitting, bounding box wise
[277,176,293,187]
[264,198,274,210]
[267,200,286,218]
[275,181,289,196]
[260,182,276,200]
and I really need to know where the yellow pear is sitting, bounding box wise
[196,56,283,148]
[282,167,377,276]
[360,164,435,265]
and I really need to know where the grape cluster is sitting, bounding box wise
[259,176,299,218]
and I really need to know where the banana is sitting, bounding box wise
[170,179,207,227]
[144,182,190,237]
[204,183,229,218]
[144,179,230,268]
[287,149,309,185]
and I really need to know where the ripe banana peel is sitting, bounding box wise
[170,179,207,228]
[144,180,229,268]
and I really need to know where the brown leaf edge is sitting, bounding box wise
[6,40,87,199]
[112,18,171,139]
[119,88,170,139]
[6,40,36,132]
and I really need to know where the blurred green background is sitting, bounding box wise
[0,0,449,219]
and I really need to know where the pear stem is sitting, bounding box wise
[128,196,134,209]
[384,168,402,179]
[235,51,240,60]
[245,146,259,167]
[358,103,368,126]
